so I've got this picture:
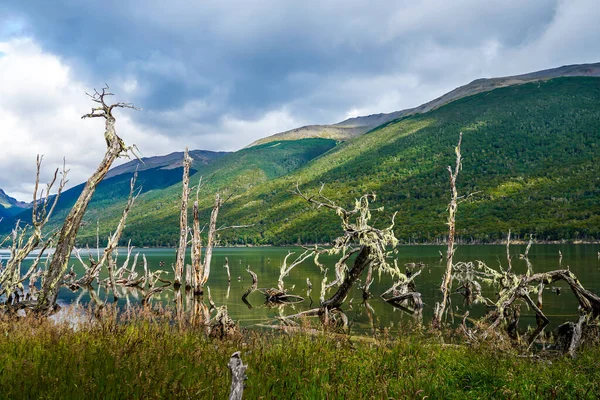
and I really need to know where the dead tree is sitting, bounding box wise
[257,250,312,304]
[433,132,462,328]
[380,261,424,313]
[224,257,231,282]
[0,156,67,306]
[174,148,192,287]
[456,254,600,352]
[191,193,223,294]
[283,185,401,328]
[241,266,258,306]
[70,172,140,293]
[37,86,138,313]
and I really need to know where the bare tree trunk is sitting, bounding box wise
[174,148,192,287]
[322,246,373,309]
[74,171,139,288]
[191,200,203,294]
[37,87,136,313]
[199,193,221,288]
[433,132,462,328]
[106,250,119,301]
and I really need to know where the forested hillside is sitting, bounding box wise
[163,76,600,245]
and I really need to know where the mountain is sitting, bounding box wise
[0,149,228,231]
[246,62,600,148]
[105,150,229,179]
[214,76,600,244]
[0,139,338,243]
[4,65,600,245]
[73,75,600,246]
[0,188,30,218]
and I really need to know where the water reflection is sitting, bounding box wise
[13,244,595,335]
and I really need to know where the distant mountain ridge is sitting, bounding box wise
[105,149,229,178]
[246,62,600,147]
[0,188,30,218]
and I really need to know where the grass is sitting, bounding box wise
[1,310,599,399]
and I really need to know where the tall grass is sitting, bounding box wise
[0,310,598,399]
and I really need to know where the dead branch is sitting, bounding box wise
[73,171,140,289]
[0,156,67,303]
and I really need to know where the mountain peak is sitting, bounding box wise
[246,62,600,148]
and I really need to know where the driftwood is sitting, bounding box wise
[381,265,423,313]
[209,305,237,339]
[37,86,138,313]
[227,352,247,400]
[258,288,304,304]
[258,250,311,304]
[241,266,258,305]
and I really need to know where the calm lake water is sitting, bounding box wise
[10,244,600,334]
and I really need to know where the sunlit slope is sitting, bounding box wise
[209,77,600,244]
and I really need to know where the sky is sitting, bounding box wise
[1,0,599,201]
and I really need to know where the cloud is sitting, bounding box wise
[1,0,600,200]
[0,38,187,200]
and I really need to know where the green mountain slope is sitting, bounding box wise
[70,138,338,246]
[206,76,600,244]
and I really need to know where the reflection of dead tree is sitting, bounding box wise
[37,86,139,313]
[433,133,462,328]
[174,148,192,287]
[0,157,67,307]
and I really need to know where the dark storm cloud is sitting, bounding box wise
[0,0,562,124]
[1,0,600,199]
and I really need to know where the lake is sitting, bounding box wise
[10,244,600,334]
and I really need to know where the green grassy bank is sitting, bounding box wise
[0,313,599,399]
